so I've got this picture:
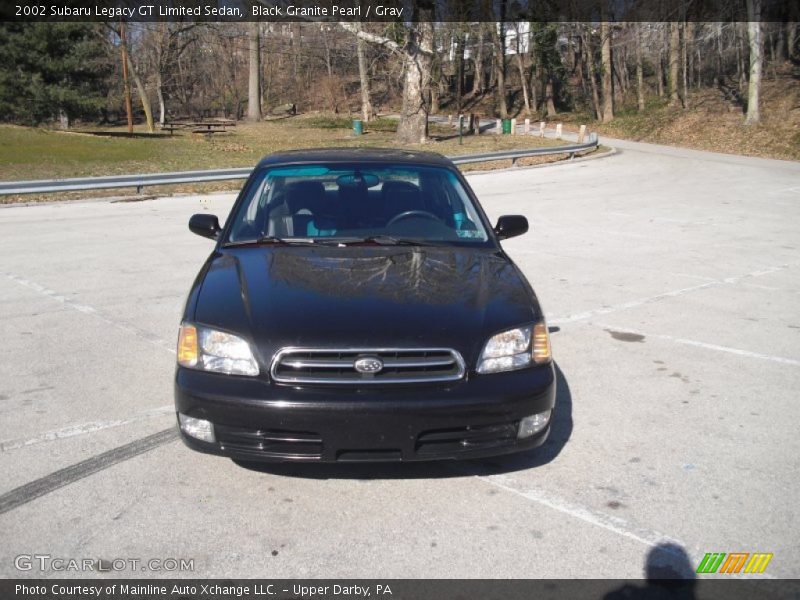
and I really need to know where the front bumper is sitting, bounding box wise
[174,364,556,462]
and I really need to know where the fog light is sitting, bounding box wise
[518,410,551,439]
[178,413,216,443]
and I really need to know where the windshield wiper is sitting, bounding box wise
[222,236,318,248]
[339,236,430,246]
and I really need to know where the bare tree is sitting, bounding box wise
[340,20,434,143]
[669,21,681,106]
[635,23,646,111]
[147,22,198,125]
[355,23,373,121]
[468,24,485,97]
[247,22,262,121]
[491,20,508,118]
[600,20,614,122]
[514,29,531,117]
[581,26,601,120]
[745,0,762,124]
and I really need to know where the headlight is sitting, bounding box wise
[476,321,551,374]
[177,323,259,376]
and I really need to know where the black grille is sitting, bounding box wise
[215,424,322,459]
[270,348,465,385]
[415,422,519,456]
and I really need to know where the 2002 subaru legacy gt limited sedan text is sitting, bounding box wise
[175,148,555,463]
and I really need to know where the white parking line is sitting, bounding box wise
[3,272,176,354]
[475,473,690,553]
[595,323,800,367]
[550,262,797,325]
[550,281,717,325]
[471,474,788,580]
[0,405,174,452]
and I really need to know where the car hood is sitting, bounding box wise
[191,246,541,366]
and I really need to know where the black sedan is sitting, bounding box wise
[175,148,555,463]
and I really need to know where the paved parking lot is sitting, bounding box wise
[1,140,798,584]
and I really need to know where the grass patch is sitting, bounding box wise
[298,115,399,132]
[0,114,582,203]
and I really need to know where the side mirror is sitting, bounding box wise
[189,214,221,240]
[494,215,528,240]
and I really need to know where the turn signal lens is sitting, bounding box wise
[532,321,552,364]
[177,323,198,367]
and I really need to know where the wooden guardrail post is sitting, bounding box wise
[539,122,545,137]
[555,123,563,139]
[578,124,587,143]
[510,118,517,135]
[524,118,530,133]
[496,119,502,134]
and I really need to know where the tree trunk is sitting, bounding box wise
[581,28,601,120]
[515,46,531,116]
[454,30,464,114]
[738,25,748,90]
[291,23,302,110]
[775,24,785,62]
[120,22,133,133]
[682,22,689,109]
[545,77,557,117]
[600,20,613,123]
[491,22,508,118]
[156,69,166,125]
[429,33,440,116]
[715,23,724,85]
[322,27,333,77]
[247,22,262,122]
[636,25,645,111]
[262,35,273,109]
[396,23,433,144]
[787,22,797,60]
[745,0,762,125]
[669,21,680,106]
[355,24,373,121]
[126,55,154,133]
[469,25,484,97]
[338,22,433,143]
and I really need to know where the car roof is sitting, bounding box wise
[255,147,455,169]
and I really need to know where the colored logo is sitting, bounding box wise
[696,552,773,574]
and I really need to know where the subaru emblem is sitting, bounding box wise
[354,356,384,374]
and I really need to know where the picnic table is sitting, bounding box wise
[160,119,237,136]
[186,121,236,135]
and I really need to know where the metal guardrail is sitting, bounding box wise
[0,136,598,196]
[450,138,598,165]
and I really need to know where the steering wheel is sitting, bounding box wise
[387,210,440,226]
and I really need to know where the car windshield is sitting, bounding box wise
[226,164,490,245]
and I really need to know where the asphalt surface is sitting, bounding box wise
[1,140,799,586]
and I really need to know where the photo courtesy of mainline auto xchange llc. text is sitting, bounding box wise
[0,0,799,599]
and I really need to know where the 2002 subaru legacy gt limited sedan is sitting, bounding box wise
[175,148,555,463]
